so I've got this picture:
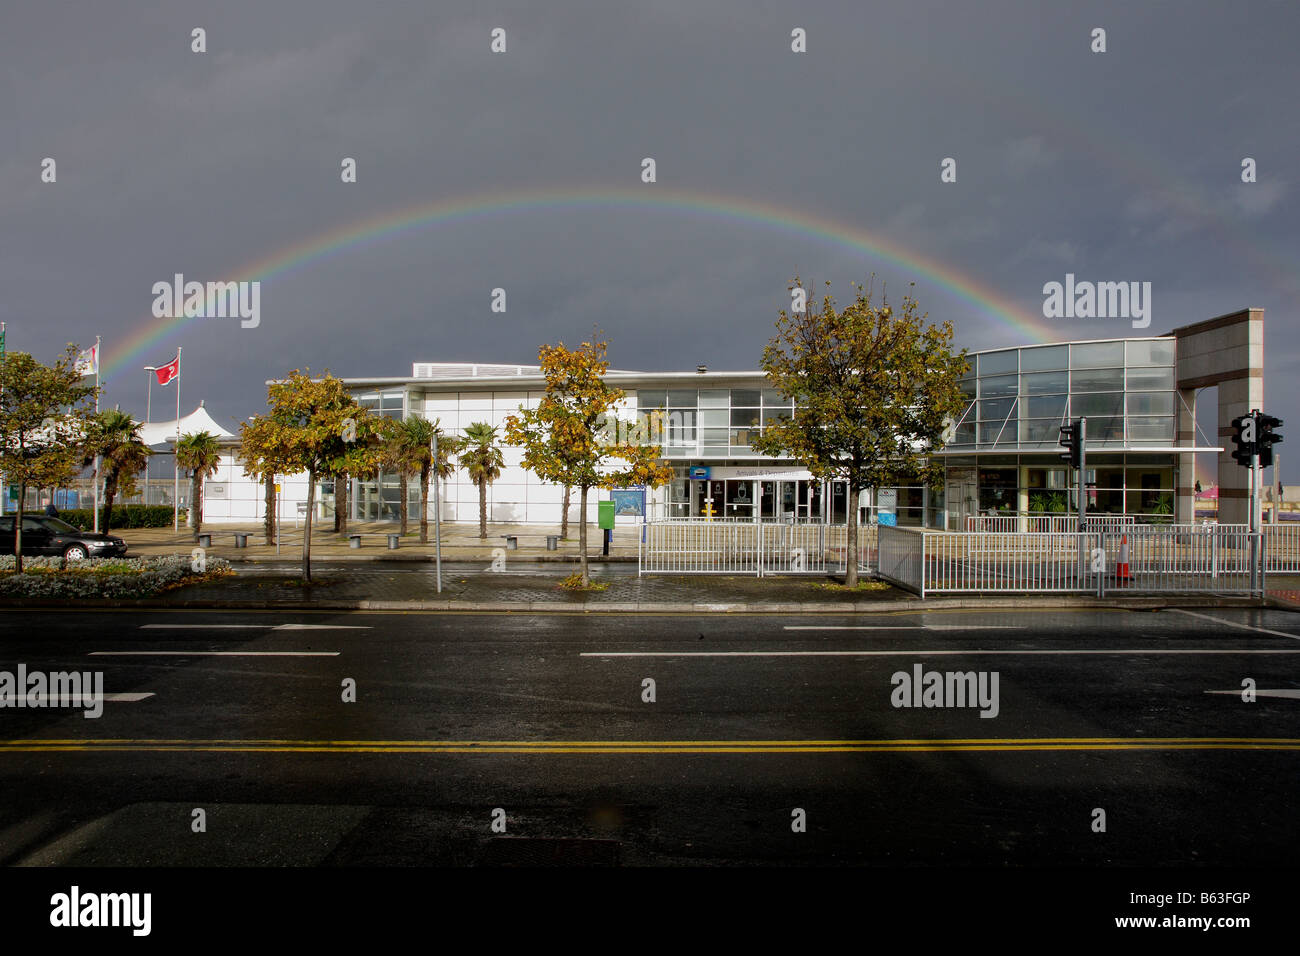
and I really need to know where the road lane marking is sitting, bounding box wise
[783,625,1027,631]
[0,737,1295,754]
[138,624,370,631]
[1168,609,1300,641]
[89,651,340,657]
[1206,689,1300,699]
[18,693,154,705]
[579,649,1300,657]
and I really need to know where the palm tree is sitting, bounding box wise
[176,431,222,541]
[459,422,504,540]
[81,409,151,534]
[384,416,461,543]
[425,418,460,544]
[383,420,420,536]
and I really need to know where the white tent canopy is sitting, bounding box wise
[137,403,234,446]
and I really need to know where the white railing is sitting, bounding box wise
[639,518,877,576]
[965,514,1141,534]
[907,524,1258,596]
[1263,524,1300,572]
[642,517,1269,596]
[876,525,924,592]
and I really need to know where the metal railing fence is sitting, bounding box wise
[639,518,878,576]
[880,523,1259,597]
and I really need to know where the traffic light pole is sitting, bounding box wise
[1251,450,1261,595]
[1077,417,1087,582]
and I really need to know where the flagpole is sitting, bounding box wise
[173,347,182,532]
[0,322,6,516]
[93,336,101,534]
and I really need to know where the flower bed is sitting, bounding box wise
[0,554,233,598]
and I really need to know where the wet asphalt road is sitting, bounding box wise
[1,606,1297,866]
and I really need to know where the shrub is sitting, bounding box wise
[0,554,231,598]
[55,505,186,529]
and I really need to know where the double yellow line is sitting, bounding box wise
[1,737,1298,754]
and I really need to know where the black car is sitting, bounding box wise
[0,515,128,560]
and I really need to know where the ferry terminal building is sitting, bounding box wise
[179,308,1261,529]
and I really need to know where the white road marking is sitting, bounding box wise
[271,624,371,630]
[1168,609,1300,641]
[22,693,154,705]
[581,649,1300,658]
[89,651,340,657]
[1206,688,1300,699]
[138,624,268,629]
[138,624,370,631]
[783,625,1026,631]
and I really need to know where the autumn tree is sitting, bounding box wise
[504,333,675,586]
[238,371,384,581]
[751,279,969,585]
[0,346,98,571]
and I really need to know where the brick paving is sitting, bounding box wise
[160,561,903,608]
[114,520,641,563]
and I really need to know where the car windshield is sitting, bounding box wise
[41,517,82,534]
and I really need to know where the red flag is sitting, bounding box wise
[154,355,180,386]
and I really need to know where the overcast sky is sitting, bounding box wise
[2,1,1297,476]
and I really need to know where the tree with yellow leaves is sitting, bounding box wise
[505,332,675,587]
[238,370,385,581]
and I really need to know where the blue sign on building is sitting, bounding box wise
[689,466,710,479]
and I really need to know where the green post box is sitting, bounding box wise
[598,500,616,530]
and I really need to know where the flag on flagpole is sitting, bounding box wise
[154,355,180,386]
[74,343,99,376]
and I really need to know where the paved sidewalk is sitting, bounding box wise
[9,558,1268,612]
[115,520,642,562]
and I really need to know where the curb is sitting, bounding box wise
[0,595,1277,613]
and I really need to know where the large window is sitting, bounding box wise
[646,386,799,457]
[949,338,1178,451]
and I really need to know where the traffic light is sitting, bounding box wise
[1059,420,1081,469]
[1257,412,1283,468]
[1230,413,1256,467]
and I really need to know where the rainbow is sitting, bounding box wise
[102,185,1062,381]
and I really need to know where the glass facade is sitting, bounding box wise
[637,387,794,458]
[948,337,1176,452]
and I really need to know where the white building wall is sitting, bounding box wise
[203,389,649,526]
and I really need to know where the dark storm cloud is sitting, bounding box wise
[1,0,1296,454]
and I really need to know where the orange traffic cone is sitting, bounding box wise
[1116,534,1131,583]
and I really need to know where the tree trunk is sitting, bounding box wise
[338,476,348,535]
[103,485,116,535]
[561,486,571,539]
[478,478,488,539]
[337,472,349,533]
[845,483,859,587]
[191,472,202,541]
[303,467,315,582]
[14,484,26,574]
[399,473,409,536]
[419,464,430,544]
[579,484,589,587]
[264,473,276,545]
